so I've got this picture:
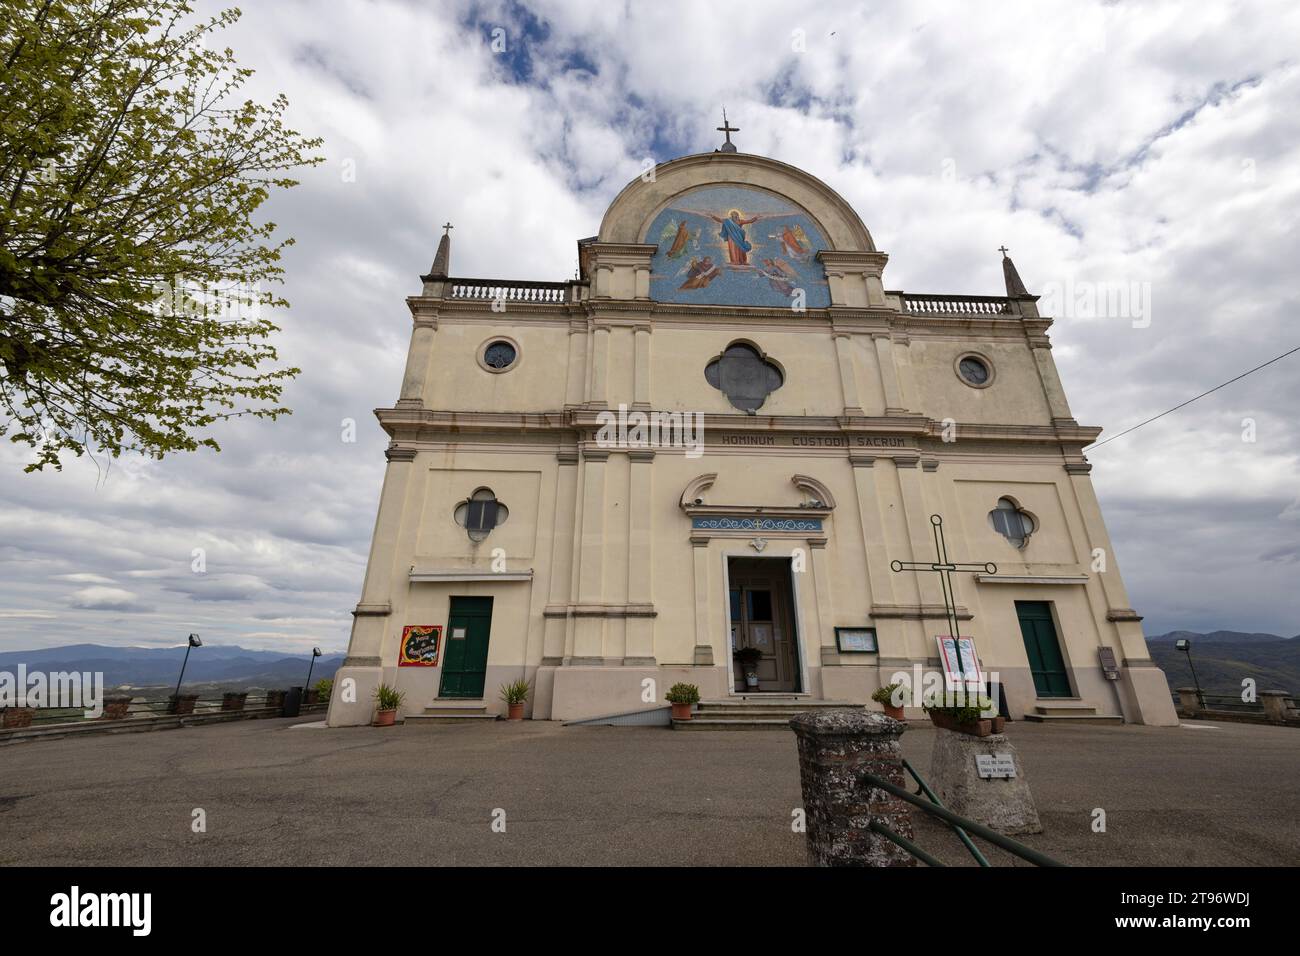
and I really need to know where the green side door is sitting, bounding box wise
[438,597,494,699]
[1015,601,1071,698]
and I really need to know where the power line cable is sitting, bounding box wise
[1085,345,1300,450]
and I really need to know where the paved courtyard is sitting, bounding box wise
[1,716,1296,866]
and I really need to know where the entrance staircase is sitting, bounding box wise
[403,700,499,725]
[673,696,858,731]
[1022,699,1122,724]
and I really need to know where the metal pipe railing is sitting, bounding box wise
[902,758,990,867]
[861,771,1064,867]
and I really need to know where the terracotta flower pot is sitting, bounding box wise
[507,701,524,721]
[990,715,1006,733]
[883,703,906,721]
[671,701,693,721]
[373,708,397,727]
[927,709,993,737]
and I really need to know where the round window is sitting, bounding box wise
[957,355,991,387]
[482,340,517,371]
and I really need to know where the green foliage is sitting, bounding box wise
[0,0,323,470]
[923,693,994,724]
[498,678,531,705]
[734,646,762,667]
[871,682,908,705]
[665,682,700,705]
[372,683,404,711]
[314,677,332,700]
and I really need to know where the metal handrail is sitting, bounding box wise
[902,758,990,867]
[861,770,1065,867]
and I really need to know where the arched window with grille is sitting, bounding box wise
[454,488,508,542]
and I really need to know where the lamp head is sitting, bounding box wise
[1174,638,1190,651]
[312,647,322,657]
[188,633,202,648]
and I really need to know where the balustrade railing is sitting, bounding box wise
[899,293,1015,316]
[445,277,578,304]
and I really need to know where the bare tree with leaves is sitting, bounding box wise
[0,0,322,471]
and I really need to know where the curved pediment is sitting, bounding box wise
[597,152,875,310]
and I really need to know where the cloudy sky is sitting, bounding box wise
[2,0,1298,653]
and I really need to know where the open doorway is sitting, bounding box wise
[727,556,801,693]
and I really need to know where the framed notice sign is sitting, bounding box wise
[935,635,983,691]
[835,627,878,653]
[398,625,441,667]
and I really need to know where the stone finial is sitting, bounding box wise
[1000,245,1031,297]
[428,223,452,278]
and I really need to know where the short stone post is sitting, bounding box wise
[167,694,199,716]
[1176,687,1201,717]
[264,690,285,711]
[1261,691,1289,724]
[101,696,132,720]
[789,709,916,867]
[221,692,248,712]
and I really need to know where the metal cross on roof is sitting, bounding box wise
[442,222,454,236]
[891,514,997,700]
[717,108,739,152]
[998,245,1009,257]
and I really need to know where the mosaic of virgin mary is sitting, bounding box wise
[646,185,831,308]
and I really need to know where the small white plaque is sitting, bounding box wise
[451,627,467,640]
[975,753,1017,779]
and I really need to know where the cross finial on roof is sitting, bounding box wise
[716,108,739,153]
[442,222,454,236]
[998,245,1009,257]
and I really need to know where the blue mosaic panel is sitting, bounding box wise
[691,516,823,532]
[646,185,831,308]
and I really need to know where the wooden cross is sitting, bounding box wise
[890,514,997,702]
[442,222,454,236]
[717,108,739,149]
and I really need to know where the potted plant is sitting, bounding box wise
[499,679,531,720]
[372,683,405,727]
[871,682,908,720]
[734,646,763,689]
[923,693,1003,737]
[665,683,700,721]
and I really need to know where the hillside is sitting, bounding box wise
[0,643,344,691]
[1146,631,1300,695]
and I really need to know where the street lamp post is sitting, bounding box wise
[304,647,322,694]
[172,633,202,706]
[1175,638,1203,708]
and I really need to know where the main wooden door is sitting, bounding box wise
[1015,601,1071,698]
[728,558,800,693]
[438,597,493,698]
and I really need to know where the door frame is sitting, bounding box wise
[438,595,495,699]
[1014,599,1074,698]
[721,551,808,696]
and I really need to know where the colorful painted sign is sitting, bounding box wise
[398,625,441,667]
[936,635,983,691]
[646,185,831,308]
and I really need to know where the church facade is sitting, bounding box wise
[326,144,1179,728]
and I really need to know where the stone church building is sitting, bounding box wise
[326,136,1178,728]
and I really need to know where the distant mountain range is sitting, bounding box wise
[1146,630,1300,695]
[0,643,344,691]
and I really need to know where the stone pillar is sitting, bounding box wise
[871,333,905,414]
[789,710,916,867]
[690,534,714,666]
[625,450,655,664]
[1176,687,1201,716]
[101,696,132,720]
[397,318,437,405]
[572,447,608,661]
[1260,691,1289,724]
[632,325,652,408]
[589,325,611,407]
[832,332,864,415]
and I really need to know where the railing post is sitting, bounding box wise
[1260,691,1289,724]
[1176,687,1202,717]
[789,710,916,867]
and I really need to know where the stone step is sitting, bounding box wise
[1022,713,1123,724]
[691,708,846,720]
[672,718,792,731]
[699,697,852,707]
[1031,700,1097,716]
[403,712,499,728]
[423,702,489,716]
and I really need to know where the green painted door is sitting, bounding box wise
[439,597,494,698]
[1016,601,1071,698]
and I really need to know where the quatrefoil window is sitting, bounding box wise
[704,343,784,413]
